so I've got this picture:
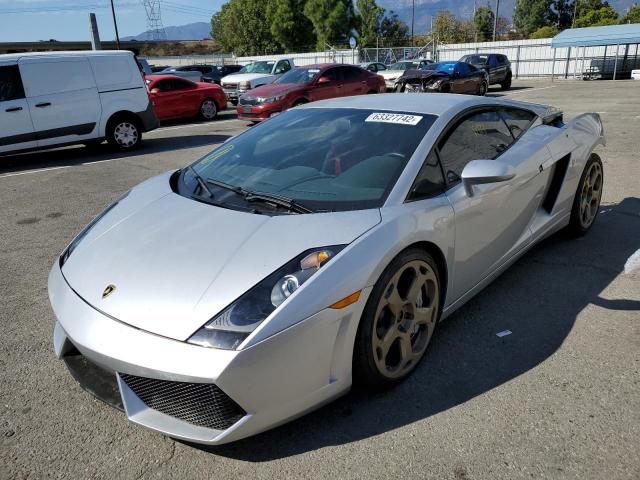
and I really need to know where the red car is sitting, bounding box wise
[145,74,227,121]
[237,63,385,122]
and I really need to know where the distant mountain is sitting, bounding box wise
[123,22,211,41]
[378,0,637,34]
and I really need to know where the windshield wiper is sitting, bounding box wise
[206,177,246,195]
[244,191,312,214]
[186,166,214,198]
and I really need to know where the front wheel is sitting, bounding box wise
[106,117,141,150]
[478,81,488,96]
[568,153,604,235]
[199,99,218,120]
[353,248,441,389]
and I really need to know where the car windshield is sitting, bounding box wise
[239,61,274,74]
[422,62,457,73]
[389,62,415,70]
[274,68,321,85]
[461,55,488,64]
[182,108,437,212]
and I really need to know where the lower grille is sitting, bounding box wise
[119,374,245,430]
[239,97,258,106]
[63,349,123,411]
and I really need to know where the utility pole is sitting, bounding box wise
[492,0,500,41]
[411,0,415,47]
[110,0,121,49]
[572,0,580,28]
[89,13,102,50]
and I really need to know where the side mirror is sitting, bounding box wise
[149,88,160,95]
[317,76,331,85]
[461,160,515,197]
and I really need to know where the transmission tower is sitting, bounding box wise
[141,0,167,40]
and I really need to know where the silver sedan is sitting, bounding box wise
[49,94,605,445]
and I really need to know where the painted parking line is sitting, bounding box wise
[502,85,556,95]
[150,117,239,134]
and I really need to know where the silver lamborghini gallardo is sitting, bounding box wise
[49,94,605,444]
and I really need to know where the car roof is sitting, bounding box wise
[302,93,551,117]
[146,74,194,82]
[0,50,134,62]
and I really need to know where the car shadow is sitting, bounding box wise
[0,134,232,175]
[184,197,639,461]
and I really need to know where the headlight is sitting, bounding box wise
[59,191,130,268]
[188,245,345,350]
[239,81,251,90]
[426,79,444,90]
[256,94,285,104]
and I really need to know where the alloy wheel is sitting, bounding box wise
[113,122,138,148]
[372,260,439,379]
[579,160,603,228]
[201,100,217,120]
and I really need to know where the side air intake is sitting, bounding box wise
[542,153,571,214]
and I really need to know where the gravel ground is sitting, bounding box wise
[1,79,638,479]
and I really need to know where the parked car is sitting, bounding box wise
[159,65,207,82]
[0,50,158,154]
[237,64,385,122]
[145,74,227,121]
[49,93,605,445]
[150,64,170,73]
[360,61,388,73]
[220,59,294,105]
[378,59,434,90]
[396,61,489,95]
[201,64,243,85]
[459,53,512,89]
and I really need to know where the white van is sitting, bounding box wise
[0,50,158,155]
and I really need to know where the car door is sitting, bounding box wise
[450,63,469,93]
[341,66,366,96]
[487,55,499,83]
[0,62,37,153]
[149,79,176,119]
[439,108,547,301]
[19,56,101,148]
[312,67,343,100]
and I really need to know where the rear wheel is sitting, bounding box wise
[353,248,441,389]
[568,153,604,236]
[106,115,141,150]
[500,73,512,90]
[478,81,488,96]
[199,99,218,120]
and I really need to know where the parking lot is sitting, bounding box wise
[1,79,638,479]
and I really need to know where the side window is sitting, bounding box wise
[377,63,387,71]
[438,110,514,183]
[0,65,25,102]
[456,63,470,75]
[172,79,192,90]
[500,108,536,139]
[154,80,172,91]
[323,67,341,82]
[342,66,362,80]
[408,150,446,200]
[275,60,291,74]
[498,55,508,65]
[488,55,498,68]
[366,64,376,72]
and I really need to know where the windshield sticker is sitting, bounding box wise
[200,144,234,166]
[365,113,423,126]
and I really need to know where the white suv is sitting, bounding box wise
[0,50,158,155]
[220,59,294,105]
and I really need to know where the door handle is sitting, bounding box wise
[35,102,51,108]
[5,106,23,112]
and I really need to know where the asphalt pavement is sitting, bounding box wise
[1,79,638,479]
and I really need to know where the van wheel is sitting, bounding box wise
[107,116,141,150]
[199,99,218,120]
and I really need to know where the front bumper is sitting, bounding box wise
[49,264,368,445]
[236,102,282,122]
[222,88,247,102]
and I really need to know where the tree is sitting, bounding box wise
[553,0,575,30]
[620,4,640,23]
[268,0,316,52]
[474,5,495,42]
[513,0,555,37]
[433,11,474,44]
[530,25,559,38]
[356,0,384,48]
[211,0,279,55]
[379,11,409,46]
[574,5,619,27]
[304,0,357,50]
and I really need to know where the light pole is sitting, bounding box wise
[110,0,121,49]
[411,0,415,47]
[493,0,500,41]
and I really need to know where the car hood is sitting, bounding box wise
[378,70,405,79]
[221,73,275,84]
[400,69,448,81]
[61,172,381,341]
[245,83,301,97]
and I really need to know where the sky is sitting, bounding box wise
[0,0,225,42]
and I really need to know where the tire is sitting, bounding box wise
[478,81,488,96]
[367,90,378,94]
[229,99,238,106]
[106,115,141,150]
[568,153,604,236]
[353,247,442,389]
[394,83,404,93]
[199,99,218,120]
[500,73,512,90]
[292,99,308,107]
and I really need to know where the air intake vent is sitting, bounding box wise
[120,374,245,430]
[542,153,571,214]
